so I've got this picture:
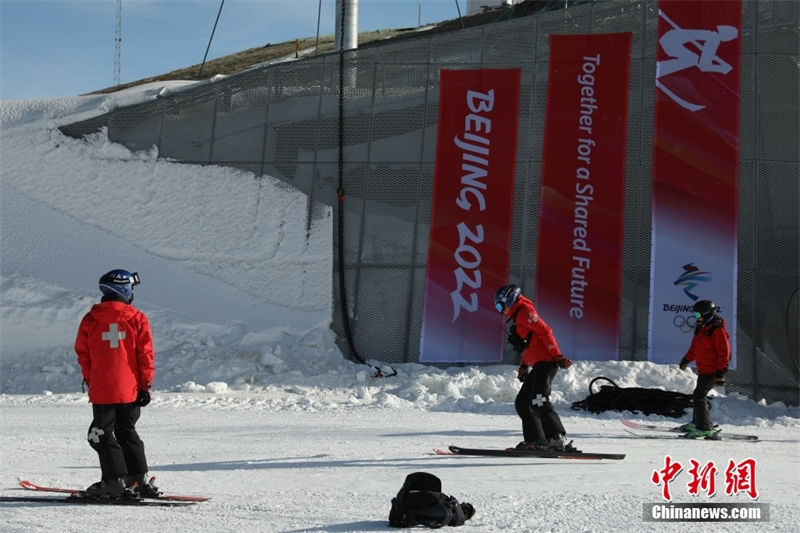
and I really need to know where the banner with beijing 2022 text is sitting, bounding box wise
[648,0,740,366]
[419,69,520,363]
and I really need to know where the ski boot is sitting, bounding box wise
[85,477,128,499]
[548,434,581,452]
[683,427,721,440]
[128,474,162,498]
[506,441,551,451]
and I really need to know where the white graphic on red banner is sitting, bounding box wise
[649,0,740,366]
[535,33,632,361]
[420,69,520,363]
[657,10,739,111]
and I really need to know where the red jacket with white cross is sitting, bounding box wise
[75,300,155,404]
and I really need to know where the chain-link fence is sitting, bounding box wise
[60,0,799,405]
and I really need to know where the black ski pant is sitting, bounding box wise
[88,403,148,481]
[692,373,716,430]
[515,361,565,443]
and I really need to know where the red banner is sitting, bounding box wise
[535,33,632,360]
[648,0,740,366]
[420,69,521,362]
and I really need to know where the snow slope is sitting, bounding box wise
[1,88,798,532]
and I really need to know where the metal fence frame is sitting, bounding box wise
[60,0,799,405]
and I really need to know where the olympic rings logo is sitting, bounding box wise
[672,314,697,333]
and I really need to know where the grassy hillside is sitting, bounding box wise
[90,0,560,95]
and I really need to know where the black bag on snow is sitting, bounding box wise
[570,376,696,418]
[388,472,475,528]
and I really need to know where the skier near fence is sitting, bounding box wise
[678,299,731,439]
[494,284,577,451]
[75,269,159,497]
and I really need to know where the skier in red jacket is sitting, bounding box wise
[678,299,731,439]
[495,284,577,451]
[75,269,159,497]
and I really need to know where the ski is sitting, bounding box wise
[623,428,724,441]
[620,419,759,441]
[0,494,194,506]
[435,445,625,461]
[19,480,209,502]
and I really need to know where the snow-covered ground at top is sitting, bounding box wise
[1,85,798,532]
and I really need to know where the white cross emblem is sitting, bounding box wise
[532,394,547,408]
[101,323,126,348]
[656,9,739,112]
[88,427,105,443]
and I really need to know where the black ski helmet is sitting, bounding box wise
[99,269,140,303]
[692,300,719,321]
[494,284,521,312]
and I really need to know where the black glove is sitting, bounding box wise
[555,354,572,369]
[714,370,727,386]
[679,357,689,371]
[517,365,528,382]
[507,326,528,354]
[136,389,151,407]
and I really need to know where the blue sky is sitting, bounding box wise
[1,0,467,101]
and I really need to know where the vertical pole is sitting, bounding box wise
[199,0,225,79]
[114,0,122,87]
